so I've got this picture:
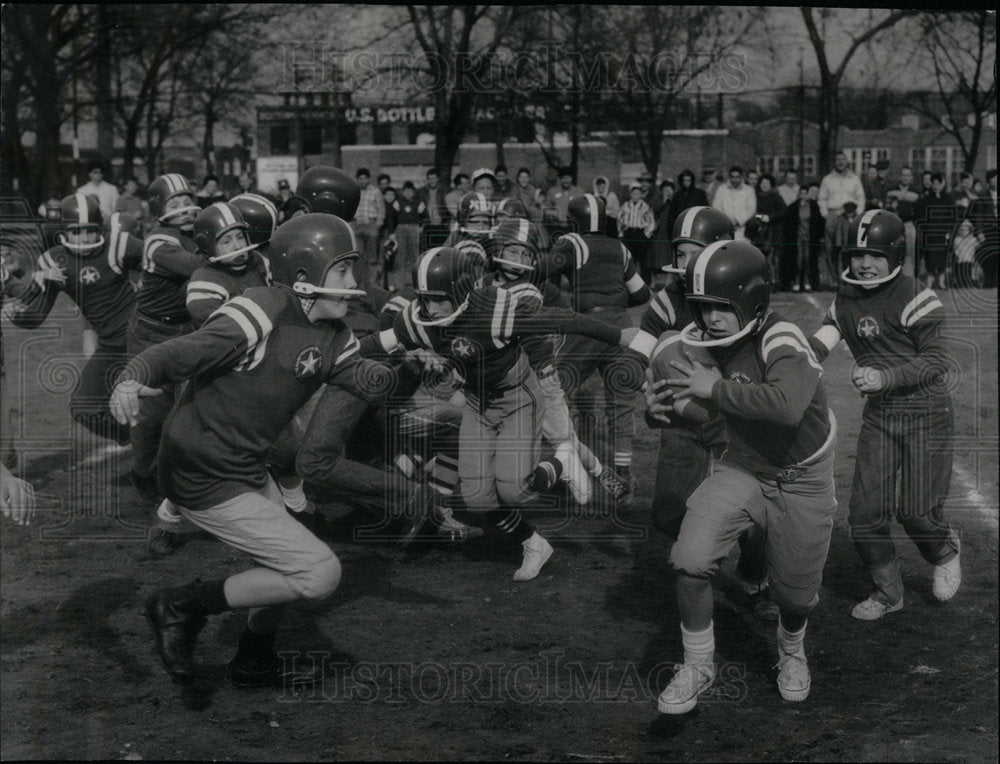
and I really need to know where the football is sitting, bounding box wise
[649,329,718,424]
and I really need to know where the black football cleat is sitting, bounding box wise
[225,654,322,689]
[148,527,180,558]
[143,588,206,683]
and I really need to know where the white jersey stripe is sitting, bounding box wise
[905,299,944,327]
[900,288,938,326]
[215,304,260,348]
[503,290,518,341]
[335,335,361,366]
[491,288,508,348]
[187,281,230,299]
[762,336,823,373]
[227,296,274,340]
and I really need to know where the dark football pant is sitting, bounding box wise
[557,307,641,474]
[70,343,130,444]
[849,398,958,569]
[127,313,191,481]
[652,421,767,585]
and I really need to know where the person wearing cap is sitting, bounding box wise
[471,167,498,200]
[543,167,583,239]
[618,182,656,283]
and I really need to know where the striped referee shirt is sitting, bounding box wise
[617,199,655,237]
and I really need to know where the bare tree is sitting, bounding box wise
[400,5,521,182]
[911,11,996,173]
[800,8,915,172]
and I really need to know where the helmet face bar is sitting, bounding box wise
[489,218,540,278]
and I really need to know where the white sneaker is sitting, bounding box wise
[555,442,591,505]
[775,655,811,701]
[657,663,715,714]
[851,596,904,620]
[513,532,553,581]
[932,548,961,601]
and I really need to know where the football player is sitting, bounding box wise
[111,213,394,688]
[485,217,622,503]
[639,207,774,619]
[362,246,647,580]
[810,209,959,619]
[8,193,143,443]
[658,241,837,713]
[546,194,652,505]
[228,193,279,260]
[127,174,203,506]
[443,191,492,267]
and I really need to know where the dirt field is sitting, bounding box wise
[2,289,997,762]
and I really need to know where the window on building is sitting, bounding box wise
[373,123,393,145]
[802,155,816,179]
[929,146,949,175]
[270,124,290,155]
[302,124,323,155]
[339,123,358,146]
[873,148,890,166]
[909,148,925,171]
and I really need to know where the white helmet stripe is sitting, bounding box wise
[75,193,90,225]
[215,202,237,227]
[517,217,529,241]
[680,206,703,239]
[857,209,880,248]
[691,240,727,296]
[417,247,443,291]
[167,174,187,194]
[584,194,599,231]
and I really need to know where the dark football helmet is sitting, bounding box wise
[58,193,105,254]
[296,166,361,220]
[411,246,482,327]
[269,213,366,304]
[193,203,255,265]
[567,194,606,235]
[683,239,770,347]
[229,193,278,247]
[457,192,493,234]
[148,173,199,228]
[487,217,541,280]
[842,209,906,287]
[493,197,529,225]
[664,206,733,275]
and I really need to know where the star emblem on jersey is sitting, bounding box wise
[857,316,881,338]
[295,346,322,378]
[450,336,477,359]
[80,266,100,285]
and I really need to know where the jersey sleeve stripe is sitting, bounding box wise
[762,336,823,373]
[186,281,230,299]
[213,304,260,347]
[335,335,361,366]
[905,299,944,327]
[650,296,669,324]
[503,291,518,341]
[491,288,509,347]
[227,295,274,340]
[900,288,938,326]
[826,300,840,331]
[762,323,822,369]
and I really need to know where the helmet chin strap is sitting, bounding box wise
[840,265,901,289]
[58,234,105,254]
[412,296,471,327]
[678,319,760,348]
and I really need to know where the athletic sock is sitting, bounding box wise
[191,578,230,616]
[279,480,310,513]
[614,453,632,476]
[157,499,182,524]
[530,457,563,492]
[680,621,716,668]
[486,508,533,544]
[777,620,807,661]
[426,453,458,497]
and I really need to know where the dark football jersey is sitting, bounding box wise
[185,252,272,328]
[10,222,143,345]
[640,277,694,338]
[121,286,385,510]
[137,225,203,322]
[491,275,569,375]
[704,311,831,473]
[547,231,648,311]
[375,283,622,395]
[820,275,949,401]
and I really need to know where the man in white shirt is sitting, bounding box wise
[817,151,865,286]
[76,162,119,219]
[778,169,800,207]
[712,166,757,240]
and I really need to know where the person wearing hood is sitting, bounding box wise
[660,170,709,275]
[593,176,621,238]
